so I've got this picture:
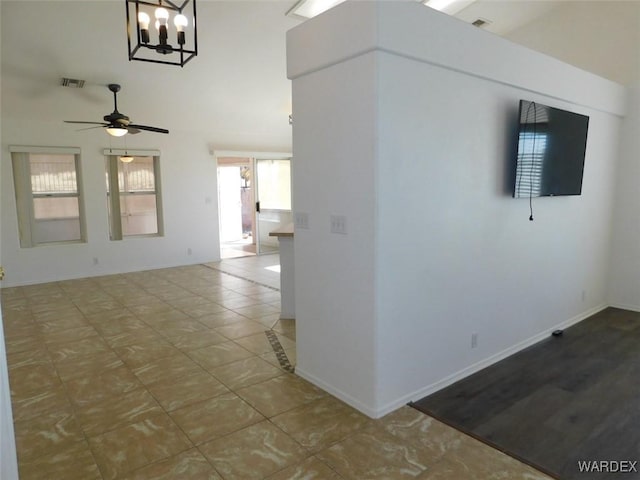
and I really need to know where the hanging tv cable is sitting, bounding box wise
[528,101,537,221]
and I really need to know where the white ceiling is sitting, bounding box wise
[1,1,564,149]
[452,0,562,35]
[1,1,302,149]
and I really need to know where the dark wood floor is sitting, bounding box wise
[411,307,640,480]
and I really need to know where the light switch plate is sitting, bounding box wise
[295,212,309,230]
[330,215,347,235]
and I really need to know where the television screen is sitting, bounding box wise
[513,100,589,198]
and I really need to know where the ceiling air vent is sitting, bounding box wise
[472,18,491,28]
[61,77,85,88]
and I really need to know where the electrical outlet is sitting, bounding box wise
[330,215,347,235]
[92,257,99,266]
[187,248,192,256]
[581,290,586,302]
[295,212,309,230]
[471,333,478,349]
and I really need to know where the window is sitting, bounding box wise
[105,150,163,240]
[10,146,86,247]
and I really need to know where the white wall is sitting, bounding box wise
[1,120,220,287]
[0,304,17,480]
[608,84,640,310]
[504,1,640,313]
[291,51,379,413]
[288,1,626,417]
[505,1,640,86]
[374,52,622,411]
[0,3,20,477]
[0,0,295,287]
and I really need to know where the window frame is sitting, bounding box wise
[10,146,87,248]
[104,149,164,241]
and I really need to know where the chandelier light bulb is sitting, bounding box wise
[155,7,169,46]
[137,11,150,29]
[155,7,169,25]
[174,14,188,44]
[174,14,188,31]
[137,11,150,43]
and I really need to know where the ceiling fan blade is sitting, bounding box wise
[76,125,106,132]
[128,123,169,134]
[127,127,141,135]
[65,120,109,126]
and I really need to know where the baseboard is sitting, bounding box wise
[608,302,640,313]
[372,304,609,418]
[299,304,610,419]
[400,303,608,411]
[0,258,217,288]
[295,367,381,419]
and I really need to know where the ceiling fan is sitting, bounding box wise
[64,83,169,136]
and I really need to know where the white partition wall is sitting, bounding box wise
[0,305,18,480]
[0,3,19,476]
[287,1,626,417]
[608,86,640,311]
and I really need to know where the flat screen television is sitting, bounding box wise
[513,100,589,198]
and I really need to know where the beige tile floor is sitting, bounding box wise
[1,262,553,479]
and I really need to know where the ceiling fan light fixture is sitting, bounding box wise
[106,126,128,137]
[65,84,169,136]
[120,155,135,163]
[126,0,198,67]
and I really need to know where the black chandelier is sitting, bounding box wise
[126,0,198,67]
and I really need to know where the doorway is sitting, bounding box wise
[216,152,292,259]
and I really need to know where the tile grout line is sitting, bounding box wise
[202,263,280,292]
[265,330,295,374]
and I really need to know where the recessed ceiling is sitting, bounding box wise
[1,0,565,150]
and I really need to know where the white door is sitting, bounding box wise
[218,166,244,243]
[254,158,292,255]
